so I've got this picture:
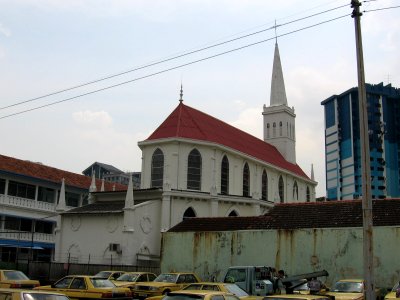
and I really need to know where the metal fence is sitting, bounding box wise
[0,261,160,285]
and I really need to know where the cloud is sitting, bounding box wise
[0,23,11,37]
[229,107,263,138]
[72,110,112,128]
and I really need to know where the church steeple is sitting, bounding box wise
[270,42,288,106]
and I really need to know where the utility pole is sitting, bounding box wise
[351,1,375,300]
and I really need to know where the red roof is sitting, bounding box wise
[147,102,309,179]
[0,154,127,191]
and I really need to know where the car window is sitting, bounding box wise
[224,269,246,283]
[54,277,73,288]
[177,275,186,283]
[155,274,178,283]
[4,270,30,280]
[211,295,224,300]
[137,275,147,282]
[116,273,138,282]
[148,274,157,281]
[332,282,363,293]
[202,285,219,291]
[224,284,248,296]
[90,278,116,288]
[0,291,12,300]
[70,278,86,289]
[185,275,197,283]
[183,284,203,290]
[23,294,70,300]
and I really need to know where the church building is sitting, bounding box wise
[54,42,317,266]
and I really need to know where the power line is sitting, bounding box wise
[0,13,350,120]
[364,5,400,12]
[0,3,350,112]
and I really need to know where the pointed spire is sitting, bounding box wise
[89,171,97,193]
[101,178,105,192]
[124,174,134,209]
[270,42,288,106]
[56,178,67,211]
[311,163,315,181]
[179,83,183,103]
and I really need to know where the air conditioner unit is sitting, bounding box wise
[109,243,122,254]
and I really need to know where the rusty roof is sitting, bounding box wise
[168,199,400,232]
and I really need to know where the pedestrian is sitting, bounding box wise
[274,270,286,294]
[307,277,322,295]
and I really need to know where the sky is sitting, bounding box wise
[1,0,399,198]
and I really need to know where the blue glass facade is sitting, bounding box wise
[321,83,400,200]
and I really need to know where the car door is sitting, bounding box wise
[53,277,74,294]
[67,277,88,300]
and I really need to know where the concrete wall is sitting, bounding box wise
[160,226,400,288]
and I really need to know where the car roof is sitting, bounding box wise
[336,279,364,283]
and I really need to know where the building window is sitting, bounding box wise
[266,123,270,138]
[279,121,283,136]
[65,192,80,207]
[38,187,55,203]
[187,149,202,190]
[35,220,54,234]
[279,176,284,203]
[243,163,250,197]
[228,210,238,217]
[8,180,36,200]
[293,181,298,200]
[0,178,5,194]
[183,207,196,219]
[151,148,164,188]
[273,122,276,137]
[221,155,229,195]
[306,186,310,202]
[261,170,268,200]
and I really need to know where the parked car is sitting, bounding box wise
[114,272,157,288]
[93,271,126,281]
[132,273,201,299]
[264,295,333,300]
[384,281,400,299]
[0,288,71,300]
[325,279,365,300]
[183,282,263,300]
[0,270,40,289]
[158,290,241,300]
[34,275,132,300]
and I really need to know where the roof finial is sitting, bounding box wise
[179,83,184,103]
[274,19,278,44]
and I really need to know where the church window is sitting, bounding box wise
[183,207,196,219]
[266,123,270,138]
[278,176,284,203]
[279,121,283,136]
[293,181,298,201]
[187,149,202,190]
[221,155,229,195]
[243,163,250,197]
[287,122,289,136]
[261,170,268,200]
[151,148,164,188]
[273,122,276,137]
[228,210,238,217]
[306,186,311,202]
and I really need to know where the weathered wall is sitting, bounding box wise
[160,226,400,287]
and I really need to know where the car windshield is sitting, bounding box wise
[116,274,139,282]
[4,271,29,280]
[23,293,70,300]
[155,274,178,283]
[224,284,248,296]
[294,283,309,291]
[94,271,112,278]
[332,282,363,293]
[90,278,116,288]
[163,294,204,300]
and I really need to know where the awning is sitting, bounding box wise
[0,239,54,249]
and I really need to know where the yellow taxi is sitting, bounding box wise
[93,271,126,281]
[133,273,201,299]
[325,279,365,300]
[34,275,132,300]
[0,288,71,300]
[183,282,263,300]
[157,290,241,300]
[384,281,400,300]
[264,295,333,300]
[0,270,40,289]
[113,272,157,288]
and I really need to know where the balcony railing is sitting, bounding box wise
[0,230,55,243]
[0,194,56,212]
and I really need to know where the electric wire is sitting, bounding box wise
[0,3,350,112]
[0,13,350,120]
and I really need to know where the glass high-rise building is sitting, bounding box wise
[321,83,400,200]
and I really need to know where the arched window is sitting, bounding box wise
[306,186,311,202]
[279,121,283,136]
[187,149,202,190]
[228,210,238,217]
[183,207,196,219]
[266,123,270,138]
[279,176,284,203]
[151,148,164,188]
[221,155,229,195]
[287,122,289,136]
[261,170,268,200]
[243,163,250,197]
[293,181,298,201]
[273,122,276,137]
